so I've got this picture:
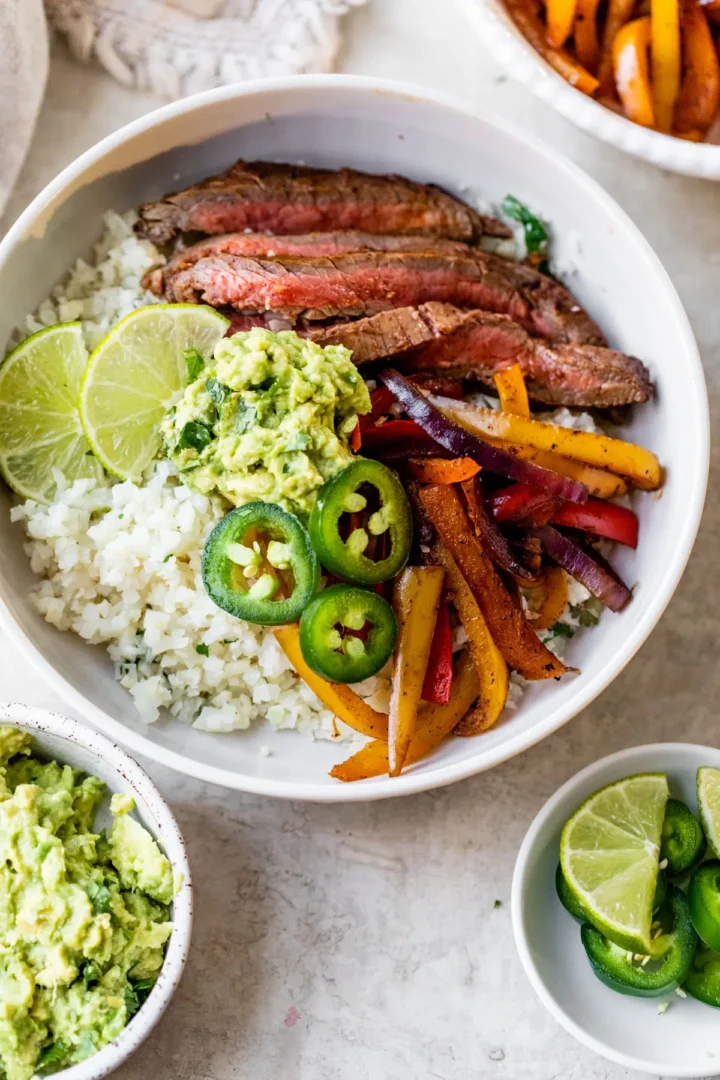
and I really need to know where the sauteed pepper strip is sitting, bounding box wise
[674,0,720,136]
[494,363,531,417]
[651,0,682,132]
[299,584,397,684]
[613,17,656,128]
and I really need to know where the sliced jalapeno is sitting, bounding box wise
[308,460,412,586]
[661,799,705,876]
[684,945,720,1007]
[689,861,720,951]
[299,584,397,683]
[202,502,319,626]
[581,886,697,998]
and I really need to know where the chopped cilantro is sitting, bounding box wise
[285,432,310,452]
[569,599,602,627]
[81,961,101,990]
[493,899,502,909]
[234,399,257,435]
[124,984,141,1017]
[205,377,229,407]
[36,1040,68,1073]
[177,420,213,453]
[195,643,210,657]
[185,347,205,383]
[163,553,173,563]
[221,639,235,645]
[543,622,575,645]
[86,880,111,914]
[501,195,549,258]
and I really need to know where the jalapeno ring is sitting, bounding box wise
[299,584,397,683]
[202,502,319,626]
[689,861,720,952]
[661,798,705,876]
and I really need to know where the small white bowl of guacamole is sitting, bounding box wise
[0,703,192,1080]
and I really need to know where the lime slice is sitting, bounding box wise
[80,304,229,480]
[560,773,668,952]
[0,323,103,503]
[697,767,720,857]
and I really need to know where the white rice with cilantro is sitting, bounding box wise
[8,212,600,737]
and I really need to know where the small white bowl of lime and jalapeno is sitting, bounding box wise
[512,744,720,1077]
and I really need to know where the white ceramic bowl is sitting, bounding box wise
[512,743,720,1076]
[460,0,720,178]
[0,703,192,1080]
[0,76,709,799]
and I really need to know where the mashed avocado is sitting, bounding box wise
[162,328,371,517]
[0,727,173,1079]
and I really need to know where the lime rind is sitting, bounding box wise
[79,304,230,481]
[560,772,669,953]
[697,767,720,858]
[0,323,103,503]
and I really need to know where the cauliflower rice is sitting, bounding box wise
[8,211,596,738]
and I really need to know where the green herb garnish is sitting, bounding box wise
[185,347,205,383]
[205,377,229,407]
[36,1040,68,1073]
[177,420,213,453]
[195,643,210,657]
[502,195,549,260]
[86,880,112,914]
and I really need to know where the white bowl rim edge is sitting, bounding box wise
[0,74,709,800]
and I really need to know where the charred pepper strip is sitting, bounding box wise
[309,459,412,586]
[299,584,397,684]
[202,502,319,626]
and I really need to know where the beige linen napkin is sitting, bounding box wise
[0,0,49,219]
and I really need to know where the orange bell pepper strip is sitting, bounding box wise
[330,650,480,783]
[547,0,579,48]
[388,566,445,775]
[429,540,509,733]
[406,457,481,484]
[506,0,600,93]
[598,0,637,93]
[419,485,570,680]
[494,363,531,417]
[651,0,681,131]
[274,624,388,741]
[526,566,569,631]
[350,420,362,452]
[430,397,662,489]
[674,1,720,136]
[574,0,602,70]
[613,17,656,127]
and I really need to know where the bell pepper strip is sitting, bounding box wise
[552,497,639,547]
[274,626,388,743]
[651,0,682,131]
[598,0,637,92]
[506,0,600,93]
[661,799,705,875]
[494,363,531,417]
[274,624,388,741]
[613,17,656,127]
[308,459,413,586]
[298,585,397,684]
[489,483,563,526]
[526,565,569,630]
[202,503,319,626]
[460,477,543,585]
[481,439,630,499]
[358,386,396,432]
[406,457,481,484]
[574,0,602,70]
[674,1,720,135]
[547,0,579,49]
[421,601,454,704]
[428,540,509,732]
[350,420,362,452]
[688,862,720,951]
[536,524,632,611]
[330,650,480,782]
[388,566,445,775]
[582,886,697,997]
[429,395,662,489]
[420,484,570,680]
[360,418,442,458]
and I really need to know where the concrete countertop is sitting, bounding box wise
[2,3,720,1078]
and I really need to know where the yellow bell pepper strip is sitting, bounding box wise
[547,0,579,48]
[479,437,630,499]
[574,0,602,70]
[388,565,445,775]
[274,624,388,741]
[651,0,681,131]
[429,540,509,734]
[597,0,637,92]
[674,1,720,136]
[613,17,656,127]
[525,565,569,631]
[506,0,600,93]
[494,363,531,417]
[419,484,570,680]
[429,396,662,489]
[330,651,480,782]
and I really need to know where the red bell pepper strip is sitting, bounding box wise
[488,483,562,527]
[421,601,454,705]
[490,484,638,548]
[350,421,362,452]
[359,386,396,432]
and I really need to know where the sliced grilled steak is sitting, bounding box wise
[136,160,511,246]
[163,250,604,345]
[311,303,650,408]
[146,231,472,296]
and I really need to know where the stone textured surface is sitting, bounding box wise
[3,5,720,1078]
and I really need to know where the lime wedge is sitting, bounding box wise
[697,767,720,857]
[0,323,103,503]
[560,773,668,953]
[80,304,229,480]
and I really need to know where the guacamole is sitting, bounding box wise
[0,727,173,1080]
[162,328,371,517]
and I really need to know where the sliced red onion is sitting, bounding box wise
[536,525,632,612]
[379,368,588,504]
[462,479,543,585]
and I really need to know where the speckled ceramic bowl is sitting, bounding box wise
[460,0,720,178]
[0,703,192,1080]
